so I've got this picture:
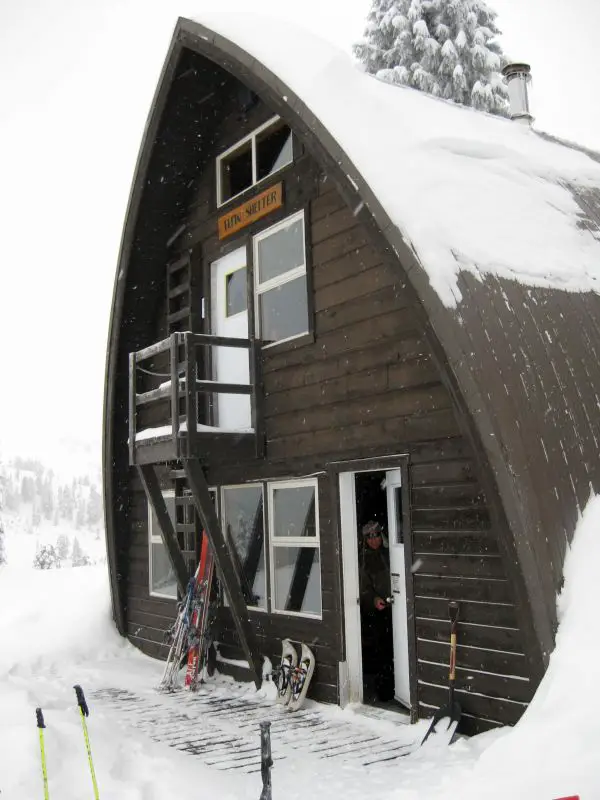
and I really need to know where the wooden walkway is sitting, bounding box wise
[92,681,421,775]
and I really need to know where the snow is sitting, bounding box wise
[135,421,254,441]
[2,491,599,797]
[190,13,600,307]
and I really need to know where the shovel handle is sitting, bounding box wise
[448,602,459,682]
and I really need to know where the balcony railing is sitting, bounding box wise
[128,331,262,465]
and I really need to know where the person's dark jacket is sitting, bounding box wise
[359,546,391,610]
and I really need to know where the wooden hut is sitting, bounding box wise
[103,14,600,735]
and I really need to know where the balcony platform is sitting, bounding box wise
[131,424,258,466]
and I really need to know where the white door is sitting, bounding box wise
[386,468,411,707]
[210,247,251,430]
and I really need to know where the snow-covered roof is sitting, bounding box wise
[191,12,600,308]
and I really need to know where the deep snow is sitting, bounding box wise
[2,494,599,798]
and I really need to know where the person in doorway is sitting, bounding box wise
[359,520,394,702]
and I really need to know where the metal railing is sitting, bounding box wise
[128,331,260,464]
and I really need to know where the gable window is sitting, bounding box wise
[253,210,308,347]
[217,117,293,207]
[268,479,321,618]
[148,491,177,600]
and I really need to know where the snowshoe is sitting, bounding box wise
[288,643,315,712]
[274,639,298,705]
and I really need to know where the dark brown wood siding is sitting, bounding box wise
[119,87,536,731]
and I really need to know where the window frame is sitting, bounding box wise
[220,483,268,613]
[148,490,178,601]
[216,116,293,208]
[252,209,308,349]
[267,477,322,620]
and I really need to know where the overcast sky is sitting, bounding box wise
[1,0,598,461]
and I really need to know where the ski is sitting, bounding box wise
[273,638,298,706]
[288,643,315,712]
[184,530,216,690]
[158,569,198,691]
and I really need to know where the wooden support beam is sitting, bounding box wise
[183,458,262,688]
[137,464,189,597]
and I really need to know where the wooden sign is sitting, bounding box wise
[218,183,283,239]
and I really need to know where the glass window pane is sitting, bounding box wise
[226,267,247,317]
[256,123,293,181]
[259,276,308,345]
[257,218,304,284]
[151,543,177,599]
[222,486,266,609]
[273,546,321,615]
[272,485,316,538]
[221,141,252,203]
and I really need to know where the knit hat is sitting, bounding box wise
[361,520,382,537]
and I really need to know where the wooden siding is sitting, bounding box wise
[114,64,538,734]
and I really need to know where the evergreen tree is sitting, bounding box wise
[33,544,61,570]
[354,0,509,114]
[56,533,70,561]
[86,485,103,528]
[71,537,90,567]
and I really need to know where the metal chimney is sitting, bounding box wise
[502,63,534,125]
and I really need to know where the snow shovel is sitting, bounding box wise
[421,601,461,745]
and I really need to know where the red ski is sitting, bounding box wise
[184,531,215,689]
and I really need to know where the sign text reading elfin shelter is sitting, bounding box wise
[218,183,283,239]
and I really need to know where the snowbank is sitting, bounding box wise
[191,13,600,307]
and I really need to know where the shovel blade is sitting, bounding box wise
[421,700,461,746]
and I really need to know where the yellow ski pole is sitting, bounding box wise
[35,707,50,800]
[74,685,100,799]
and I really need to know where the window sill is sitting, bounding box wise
[261,331,314,356]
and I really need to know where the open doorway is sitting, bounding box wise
[339,465,411,714]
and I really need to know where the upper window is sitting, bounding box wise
[148,492,177,600]
[217,117,293,207]
[253,211,309,347]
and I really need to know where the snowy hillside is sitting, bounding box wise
[1,493,598,797]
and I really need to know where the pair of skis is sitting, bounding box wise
[274,639,315,711]
[36,685,99,799]
[159,531,215,692]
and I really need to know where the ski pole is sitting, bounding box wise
[36,707,50,800]
[259,721,272,800]
[74,685,100,799]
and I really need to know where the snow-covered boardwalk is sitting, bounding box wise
[92,681,421,774]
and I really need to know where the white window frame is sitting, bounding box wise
[216,116,293,207]
[268,477,322,620]
[253,209,308,349]
[148,490,177,600]
[221,483,267,613]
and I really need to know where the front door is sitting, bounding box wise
[386,468,411,707]
[210,246,251,430]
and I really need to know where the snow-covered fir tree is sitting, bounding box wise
[354,0,509,114]
[71,536,90,567]
[33,544,61,570]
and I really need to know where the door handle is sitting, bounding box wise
[386,596,394,605]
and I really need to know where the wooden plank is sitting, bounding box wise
[414,596,517,627]
[418,681,527,726]
[312,244,383,290]
[413,574,513,604]
[411,459,475,486]
[412,531,499,555]
[266,384,452,439]
[267,407,460,461]
[411,507,490,531]
[418,660,534,703]
[183,459,261,688]
[265,359,440,418]
[313,262,408,314]
[419,705,503,736]
[137,464,189,596]
[418,637,529,679]
[135,335,174,363]
[411,482,486,508]
[416,617,523,653]
[414,554,505,579]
